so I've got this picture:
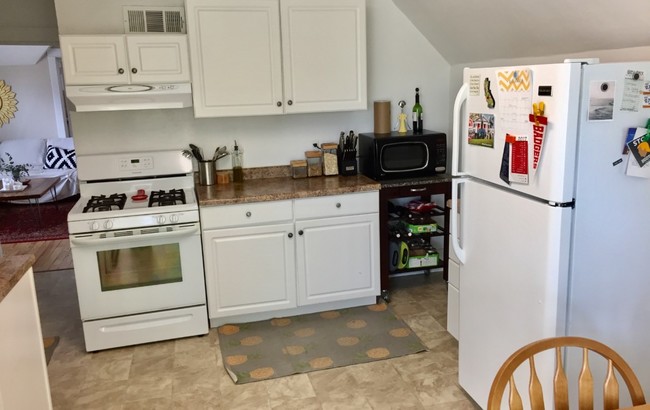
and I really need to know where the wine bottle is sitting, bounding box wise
[412,88,423,134]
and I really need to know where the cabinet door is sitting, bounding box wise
[59,35,129,85]
[280,0,367,114]
[202,223,296,318]
[185,0,284,117]
[125,34,190,83]
[295,213,379,305]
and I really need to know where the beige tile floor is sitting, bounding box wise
[35,270,481,410]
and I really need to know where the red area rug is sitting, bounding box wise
[0,195,77,244]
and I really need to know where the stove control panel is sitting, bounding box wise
[119,156,154,172]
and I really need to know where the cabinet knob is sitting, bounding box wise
[288,232,293,238]
[298,230,304,235]
[245,211,252,217]
[277,101,282,107]
[336,202,341,208]
[287,100,293,106]
[118,68,124,74]
[131,68,138,74]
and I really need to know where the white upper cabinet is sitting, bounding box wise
[59,34,191,85]
[280,0,367,114]
[185,0,284,117]
[185,0,367,118]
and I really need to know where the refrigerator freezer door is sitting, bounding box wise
[458,63,582,204]
[567,61,650,398]
[458,178,572,408]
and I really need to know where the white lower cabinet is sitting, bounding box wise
[296,214,379,305]
[0,268,52,410]
[202,223,296,318]
[200,191,379,325]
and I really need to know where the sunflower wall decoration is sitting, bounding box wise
[0,80,18,127]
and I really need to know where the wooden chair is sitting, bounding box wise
[487,336,646,410]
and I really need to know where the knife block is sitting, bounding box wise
[337,150,357,176]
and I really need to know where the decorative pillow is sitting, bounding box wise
[0,138,46,169]
[45,145,77,169]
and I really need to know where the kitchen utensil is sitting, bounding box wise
[189,144,203,160]
[214,146,228,161]
[131,189,148,201]
[181,149,193,160]
[215,150,229,161]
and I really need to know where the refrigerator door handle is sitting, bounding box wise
[451,178,466,264]
[452,83,469,177]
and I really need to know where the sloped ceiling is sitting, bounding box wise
[392,0,650,65]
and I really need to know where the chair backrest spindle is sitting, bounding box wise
[487,337,646,410]
[578,347,594,410]
[554,346,569,410]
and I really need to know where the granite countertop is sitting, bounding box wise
[196,174,381,206]
[0,254,36,303]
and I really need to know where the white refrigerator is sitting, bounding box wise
[450,60,650,408]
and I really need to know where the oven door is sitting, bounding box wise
[70,222,206,320]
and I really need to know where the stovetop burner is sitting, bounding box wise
[148,189,186,207]
[83,194,128,213]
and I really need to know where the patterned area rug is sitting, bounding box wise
[0,195,77,243]
[217,303,427,384]
[43,336,59,365]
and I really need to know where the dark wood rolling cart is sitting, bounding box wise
[377,176,452,301]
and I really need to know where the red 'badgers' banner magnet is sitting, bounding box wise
[506,134,529,184]
[528,113,548,177]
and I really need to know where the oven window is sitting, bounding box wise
[381,142,429,172]
[97,244,182,291]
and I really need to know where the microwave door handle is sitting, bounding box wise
[452,83,468,177]
[70,225,199,246]
[450,178,466,264]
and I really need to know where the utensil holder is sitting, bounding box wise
[198,160,216,186]
[337,150,357,176]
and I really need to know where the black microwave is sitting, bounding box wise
[358,130,447,180]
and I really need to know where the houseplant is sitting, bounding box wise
[0,153,31,181]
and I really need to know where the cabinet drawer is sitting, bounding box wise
[294,191,378,220]
[200,200,293,229]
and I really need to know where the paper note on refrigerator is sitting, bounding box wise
[506,134,529,184]
[497,69,533,137]
[625,127,650,178]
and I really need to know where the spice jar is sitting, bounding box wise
[305,151,323,177]
[290,160,308,179]
[321,143,339,176]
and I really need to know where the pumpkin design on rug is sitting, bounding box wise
[217,303,427,384]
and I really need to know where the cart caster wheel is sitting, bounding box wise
[381,290,390,303]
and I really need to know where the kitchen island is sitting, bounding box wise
[196,173,381,327]
[0,254,52,409]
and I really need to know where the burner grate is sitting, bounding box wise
[83,194,128,213]
[148,189,186,207]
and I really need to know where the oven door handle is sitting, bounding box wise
[70,225,199,246]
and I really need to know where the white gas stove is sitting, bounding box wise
[68,150,208,352]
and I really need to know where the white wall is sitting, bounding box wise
[0,57,60,141]
[55,0,451,169]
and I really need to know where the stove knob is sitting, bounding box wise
[90,221,100,231]
[170,214,179,223]
[104,220,113,230]
[157,215,167,224]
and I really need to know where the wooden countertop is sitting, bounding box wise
[196,174,381,206]
[0,254,36,303]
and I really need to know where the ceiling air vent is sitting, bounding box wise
[123,7,185,33]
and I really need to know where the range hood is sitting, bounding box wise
[65,83,192,112]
